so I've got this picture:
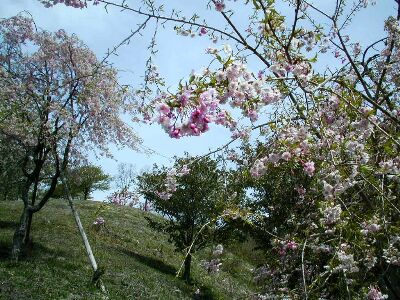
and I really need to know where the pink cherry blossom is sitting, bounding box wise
[214,1,225,12]
[303,161,315,176]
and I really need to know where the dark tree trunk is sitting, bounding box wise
[11,205,33,261]
[25,209,33,242]
[83,189,89,201]
[183,253,192,283]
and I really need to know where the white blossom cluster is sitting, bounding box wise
[366,287,388,300]
[360,220,381,236]
[331,250,359,274]
[383,243,400,266]
[322,204,342,225]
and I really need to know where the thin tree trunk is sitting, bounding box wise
[61,174,108,297]
[83,189,89,201]
[183,252,192,283]
[11,205,33,261]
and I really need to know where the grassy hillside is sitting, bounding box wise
[0,200,260,299]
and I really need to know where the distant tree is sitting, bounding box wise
[0,15,140,260]
[53,165,110,200]
[137,156,225,282]
[114,163,136,191]
[107,163,138,206]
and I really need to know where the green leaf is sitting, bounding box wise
[309,53,318,63]
[252,0,260,9]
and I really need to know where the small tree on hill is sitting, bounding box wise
[137,156,225,282]
[53,165,110,200]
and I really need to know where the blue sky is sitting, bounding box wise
[1,0,396,200]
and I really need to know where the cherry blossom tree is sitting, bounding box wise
[0,15,140,260]
[41,0,400,297]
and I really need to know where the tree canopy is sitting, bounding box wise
[53,165,110,200]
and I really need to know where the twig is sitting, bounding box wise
[302,238,308,300]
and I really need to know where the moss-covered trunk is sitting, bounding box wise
[11,205,33,261]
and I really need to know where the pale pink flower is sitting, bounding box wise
[303,161,315,176]
[281,151,291,161]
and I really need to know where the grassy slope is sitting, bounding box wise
[0,200,259,300]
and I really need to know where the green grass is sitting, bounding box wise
[0,200,258,299]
